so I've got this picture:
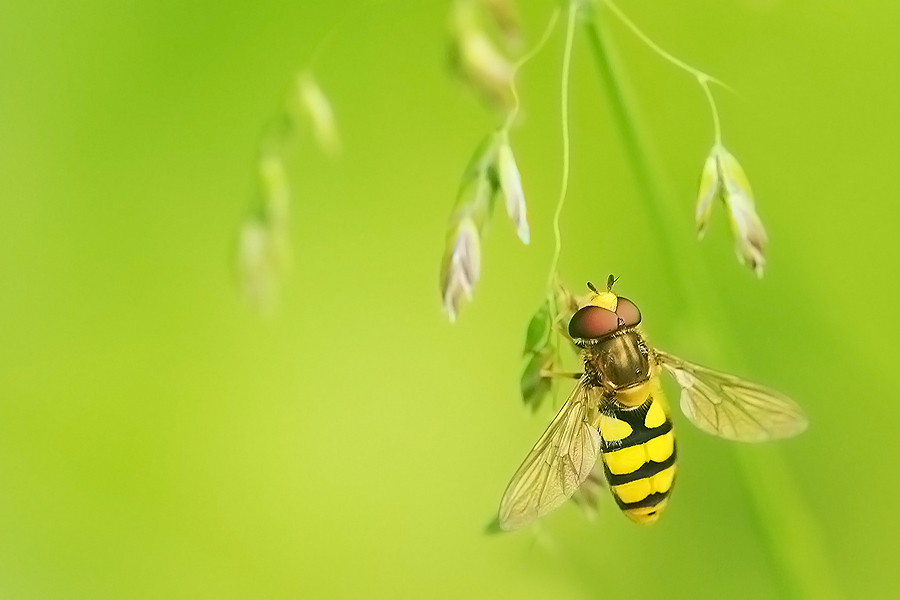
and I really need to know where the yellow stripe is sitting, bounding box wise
[611,464,677,504]
[603,431,675,475]
[651,465,676,494]
[597,414,633,442]
[646,431,675,463]
[616,382,649,407]
[612,478,652,504]
[644,398,666,428]
[603,445,646,475]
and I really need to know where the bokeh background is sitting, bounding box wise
[1,0,897,598]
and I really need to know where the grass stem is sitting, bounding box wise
[583,5,837,598]
[602,0,726,149]
[503,8,561,133]
[546,3,578,294]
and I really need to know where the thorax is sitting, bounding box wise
[583,329,652,404]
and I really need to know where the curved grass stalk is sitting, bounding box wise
[583,4,837,599]
[602,0,727,145]
[546,2,578,296]
[536,1,578,391]
[502,7,561,133]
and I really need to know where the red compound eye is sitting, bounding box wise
[614,296,641,327]
[569,306,619,339]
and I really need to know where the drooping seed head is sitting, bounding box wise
[296,72,341,157]
[718,148,768,277]
[237,218,284,315]
[482,0,523,50]
[448,3,515,113]
[696,151,721,239]
[259,153,290,229]
[440,217,482,323]
[496,134,529,244]
[695,144,769,278]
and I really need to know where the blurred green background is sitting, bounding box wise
[0,0,897,598]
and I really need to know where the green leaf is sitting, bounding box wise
[520,350,553,409]
[523,301,551,355]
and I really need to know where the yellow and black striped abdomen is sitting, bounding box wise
[598,383,676,524]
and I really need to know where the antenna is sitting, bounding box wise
[607,274,621,291]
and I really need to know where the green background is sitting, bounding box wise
[0,0,896,598]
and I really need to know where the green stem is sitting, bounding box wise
[542,3,578,393]
[583,6,837,600]
[503,8,561,133]
[546,3,578,294]
[701,80,723,146]
[602,0,718,84]
[602,0,727,146]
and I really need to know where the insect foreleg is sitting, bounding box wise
[540,370,583,379]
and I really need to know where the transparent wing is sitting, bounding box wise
[656,349,807,442]
[497,379,603,531]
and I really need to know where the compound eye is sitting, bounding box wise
[615,297,641,327]
[569,306,619,339]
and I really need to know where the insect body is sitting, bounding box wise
[596,380,676,524]
[497,278,807,531]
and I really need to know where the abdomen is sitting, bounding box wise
[597,378,677,524]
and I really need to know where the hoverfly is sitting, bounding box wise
[497,276,807,531]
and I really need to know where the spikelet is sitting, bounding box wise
[496,132,530,244]
[448,0,518,110]
[439,134,500,322]
[696,145,769,277]
[295,72,341,157]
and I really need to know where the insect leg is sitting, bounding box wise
[540,370,583,379]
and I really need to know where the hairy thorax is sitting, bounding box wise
[583,329,652,404]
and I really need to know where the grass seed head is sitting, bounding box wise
[496,135,529,244]
[296,72,341,157]
[438,135,503,322]
[481,0,523,51]
[259,153,291,229]
[440,217,482,323]
[448,0,517,111]
[695,149,721,239]
[453,31,515,109]
[237,218,284,314]
[696,145,769,278]
[718,146,768,278]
